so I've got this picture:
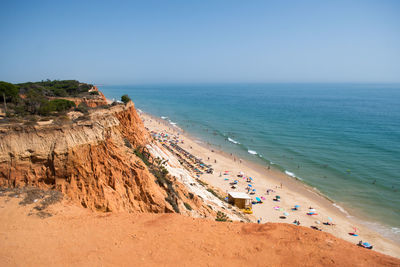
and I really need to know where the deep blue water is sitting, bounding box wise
[100,83,400,241]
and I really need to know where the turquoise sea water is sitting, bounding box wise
[100,83,400,242]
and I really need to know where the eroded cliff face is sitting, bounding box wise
[0,102,174,212]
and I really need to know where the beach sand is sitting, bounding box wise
[140,112,400,258]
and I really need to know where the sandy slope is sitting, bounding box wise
[141,113,400,258]
[0,197,399,267]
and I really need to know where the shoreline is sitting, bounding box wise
[140,110,400,258]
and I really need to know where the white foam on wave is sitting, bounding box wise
[285,170,303,180]
[137,109,143,114]
[228,137,240,144]
[285,170,296,177]
[161,116,168,120]
[248,150,257,155]
[332,203,349,215]
[392,227,400,235]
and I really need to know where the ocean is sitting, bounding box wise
[100,83,400,242]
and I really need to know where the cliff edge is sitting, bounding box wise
[0,102,174,212]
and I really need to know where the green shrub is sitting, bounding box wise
[134,147,151,166]
[38,99,75,115]
[75,102,89,114]
[206,188,226,202]
[133,146,180,213]
[121,94,131,104]
[17,80,93,97]
[196,178,208,187]
[0,81,19,102]
[215,211,230,222]
[52,88,68,97]
[124,138,132,148]
[184,202,192,211]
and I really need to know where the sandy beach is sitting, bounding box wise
[140,112,400,258]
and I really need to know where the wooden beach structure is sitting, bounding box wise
[227,192,252,209]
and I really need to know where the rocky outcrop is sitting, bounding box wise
[0,102,172,212]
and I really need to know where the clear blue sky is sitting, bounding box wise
[0,0,399,84]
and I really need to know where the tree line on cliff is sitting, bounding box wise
[0,80,92,117]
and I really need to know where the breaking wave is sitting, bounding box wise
[248,150,257,155]
[228,137,240,144]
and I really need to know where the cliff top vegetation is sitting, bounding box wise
[0,80,94,118]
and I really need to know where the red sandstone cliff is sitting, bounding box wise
[0,101,202,213]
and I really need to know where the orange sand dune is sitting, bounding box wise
[0,198,398,267]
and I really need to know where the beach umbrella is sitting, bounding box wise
[315,220,321,224]
[276,195,280,199]
[273,206,280,210]
[248,184,252,187]
[252,189,256,192]
[261,196,266,200]
[249,177,253,180]
[256,197,261,202]
[328,217,333,221]
[283,212,289,216]
[295,205,300,208]
[309,208,316,212]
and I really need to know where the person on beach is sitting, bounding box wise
[280,183,283,189]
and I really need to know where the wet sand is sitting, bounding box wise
[141,112,400,258]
